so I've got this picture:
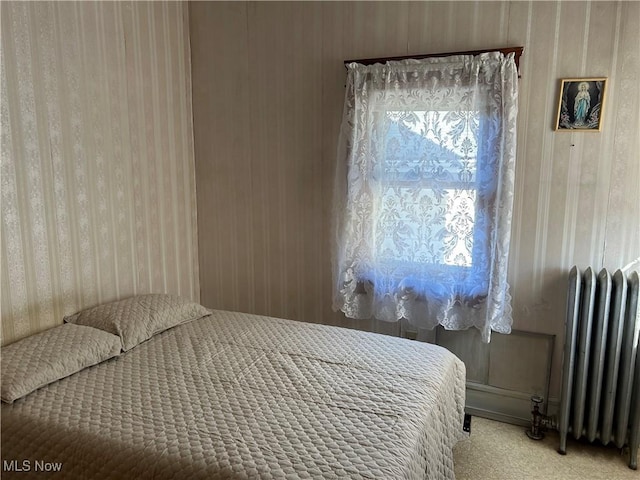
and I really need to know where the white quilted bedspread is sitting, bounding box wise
[1,311,466,479]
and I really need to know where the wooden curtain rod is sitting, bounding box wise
[344,46,524,71]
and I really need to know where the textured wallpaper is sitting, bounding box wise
[1,1,199,345]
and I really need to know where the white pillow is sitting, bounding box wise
[64,294,211,351]
[1,324,121,403]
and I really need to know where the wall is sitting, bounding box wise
[190,1,639,420]
[1,1,200,345]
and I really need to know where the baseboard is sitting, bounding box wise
[465,382,560,427]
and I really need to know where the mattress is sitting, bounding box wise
[1,310,466,479]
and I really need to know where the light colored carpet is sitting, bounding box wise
[453,417,639,479]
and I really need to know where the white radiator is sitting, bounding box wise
[558,266,640,470]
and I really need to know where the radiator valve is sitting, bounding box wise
[526,395,547,440]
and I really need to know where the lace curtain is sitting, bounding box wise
[332,52,518,342]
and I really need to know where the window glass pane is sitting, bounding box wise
[377,187,476,267]
[383,110,478,184]
[376,109,479,270]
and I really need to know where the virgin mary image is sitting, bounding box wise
[557,79,605,131]
[573,82,591,126]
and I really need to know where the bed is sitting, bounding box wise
[1,295,466,479]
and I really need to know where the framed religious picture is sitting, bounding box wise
[555,78,607,131]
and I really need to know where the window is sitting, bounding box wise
[333,53,518,342]
[375,107,489,298]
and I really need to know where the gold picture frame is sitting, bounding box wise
[555,78,607,132]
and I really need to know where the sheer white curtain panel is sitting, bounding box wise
[332,52,518,342]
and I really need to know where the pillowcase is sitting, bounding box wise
[64,294,210,351]
[1,323,121,403]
